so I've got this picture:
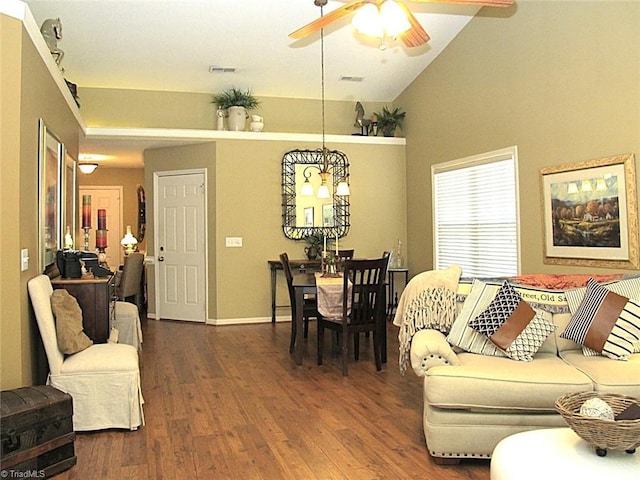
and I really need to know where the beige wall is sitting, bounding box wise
[397,1,640,276]
[79,87,387,135]
[1,15,82,389]
[144,139,405,321]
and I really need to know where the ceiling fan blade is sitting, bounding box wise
[289,1,369,40]
[410,0,513,7]
[398,2,430,47]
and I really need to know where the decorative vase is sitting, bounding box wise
[304,245,320,260]
[382,125,396,137]
[216,107,224,130]
[249,115,264,132]
[227,106,247,131]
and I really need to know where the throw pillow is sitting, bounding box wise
[561,278,640,360]
[50,289,93,355]
[467,281,555,361]
[565,277,640,356]
[499,311,556,361]
[468,281,536,338]
[447,279,506,357]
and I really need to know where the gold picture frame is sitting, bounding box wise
[540,153,638,269]
[38,119,64,272]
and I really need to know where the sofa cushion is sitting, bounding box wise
[448,280,506,357]
[50,289,93,355]
[561,278,640,360]
[565,277,640,357]
[560,350,640,397]
[468,281,535,338]
[466,281,555,361]
[424,352,593,411]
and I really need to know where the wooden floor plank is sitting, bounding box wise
[53,317,490,479]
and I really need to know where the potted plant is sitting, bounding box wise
[303,233,324,260]
[211,87,260,131]
[374,106,406,137]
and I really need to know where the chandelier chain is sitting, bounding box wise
[320,4,327,165]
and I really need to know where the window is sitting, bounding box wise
[432,146,520,277]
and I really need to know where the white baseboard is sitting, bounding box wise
[207,316,291,326]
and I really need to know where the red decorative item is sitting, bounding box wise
[97,209,107,230]
[95,230,107,248]
[82,195,91,229]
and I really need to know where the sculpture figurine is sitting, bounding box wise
[354,101,371,136]
[40,18,65,68]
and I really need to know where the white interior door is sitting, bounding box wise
[78,186,123,267]
[155,172,206,322]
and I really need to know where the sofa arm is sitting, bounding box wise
[410,329,460,377]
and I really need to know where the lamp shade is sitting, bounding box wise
[78,163,98,174]
[336,181,351,196]
[301,178,315,196]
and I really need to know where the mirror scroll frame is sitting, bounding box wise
[282,149,350,240]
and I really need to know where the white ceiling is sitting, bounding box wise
[23,0,487,167]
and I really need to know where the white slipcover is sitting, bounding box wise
[113,301,143,351]
[28,275,145,431]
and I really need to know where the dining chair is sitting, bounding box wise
[28,274,144,431]
[317,255,389,376]
[337,249,355,260]
[113,252,145,350]
[115,252,144,310]
[280,252,319,353]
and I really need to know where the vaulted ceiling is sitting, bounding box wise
[25,0,486,102]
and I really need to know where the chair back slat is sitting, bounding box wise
[279,252,296,308]
[343,257,388,327]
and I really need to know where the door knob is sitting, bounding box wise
[158,256,165,262]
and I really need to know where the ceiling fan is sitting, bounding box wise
[289,0,514,48]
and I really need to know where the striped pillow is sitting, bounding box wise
[565,277,640,356]
[561,278,640,360]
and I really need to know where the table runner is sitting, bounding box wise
[315,273,352,319]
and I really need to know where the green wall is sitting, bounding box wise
[397,0,640,276]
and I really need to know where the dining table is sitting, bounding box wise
[292,271,387,366]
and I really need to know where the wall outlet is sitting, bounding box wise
[225,237,243,247]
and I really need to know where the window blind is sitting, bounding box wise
[432,148,519,277]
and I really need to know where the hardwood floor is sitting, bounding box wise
[58,317,490,479]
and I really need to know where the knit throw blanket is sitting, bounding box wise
[396,288,457,375]
[394,265,461,375]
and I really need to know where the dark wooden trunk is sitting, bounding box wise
[1,386,76,478]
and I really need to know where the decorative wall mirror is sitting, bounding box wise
[282,149,350,240]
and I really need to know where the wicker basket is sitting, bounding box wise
[555,391,640,456]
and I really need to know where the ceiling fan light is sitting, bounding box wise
[352,3,383,37]
[380,1,411,37]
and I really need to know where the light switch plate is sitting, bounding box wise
[225,237,242,247]
[21,248,29,271]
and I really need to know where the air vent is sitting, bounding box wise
[339,75,364,82]
[209,66,236,73]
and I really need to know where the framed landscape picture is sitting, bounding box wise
[540,153,638,269]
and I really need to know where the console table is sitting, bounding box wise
[268,259,321,322]
[51,274,115,343]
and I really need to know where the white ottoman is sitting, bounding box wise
[491,428,639,480]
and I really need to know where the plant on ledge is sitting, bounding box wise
[374,106,406,137]
[211,87,260,110]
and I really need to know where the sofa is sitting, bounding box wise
[393,270,640,464]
